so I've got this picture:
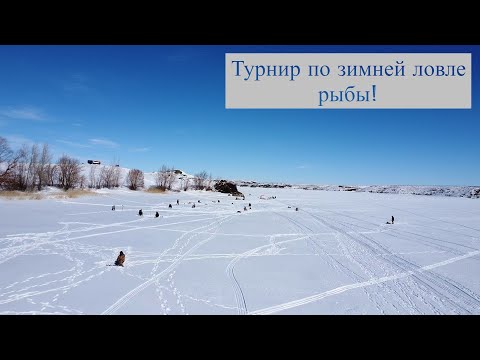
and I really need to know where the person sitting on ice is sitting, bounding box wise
[391,216,394,224]
[168,204,172,208]
[138,209,143,216]
[155,211,159,218]
[115,251,125,267]
[112,205,115,211]
[177,199,179,205]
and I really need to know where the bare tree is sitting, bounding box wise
[111,157,122,187]
[45,163,58,186]
[0,137,25,190]
[193,170,208,190]
[155,165,174,190]
[89,165,99,188]
[206,172,213,190]
[98,165,118,189]
[183,177,190,191]
[11,145,29,190]
[25,144,39,191]
[127,169,144,190]
[112,165,122,187]
[35,143,52,190]
[166,166,176,190]
[57,155,81,190]
[79,174,87,189]
[0,136,11,164]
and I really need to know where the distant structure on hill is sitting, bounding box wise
[87,160,101,165]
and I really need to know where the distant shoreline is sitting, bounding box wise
[237,182,480,199]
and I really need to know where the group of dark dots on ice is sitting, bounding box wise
[112,197,395,224]
[111,196,394,267]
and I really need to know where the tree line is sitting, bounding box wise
[1,137,213,192]
[0,137,82,191]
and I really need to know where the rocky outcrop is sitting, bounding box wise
[214,180,243,197]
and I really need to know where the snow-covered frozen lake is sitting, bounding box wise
[1,186,480,315]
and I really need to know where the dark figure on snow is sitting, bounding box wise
[155,211,159,218]
[392,216,394,224]
[169,204,172,209]
[139,209,143,216]
[112,205,115,211]
[218,200,220,203]
[248,203,251,207]
[115,251,125,267]
[177,199,179,205]
[244,206,247,211]
[296,207,299,211]
[198,200,201,203]
[192,204,195,208]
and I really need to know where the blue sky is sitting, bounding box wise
[0,45,478,186]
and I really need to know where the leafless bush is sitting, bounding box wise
[127,169,144,190]
[155,165,176,190]
[193,170,208,190]
[57,155,81,190]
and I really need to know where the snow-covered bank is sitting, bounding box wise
[237,181,480,199]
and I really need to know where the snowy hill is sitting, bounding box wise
[236,180,480,199]
[79,164,196,191]
[79,164,480,200]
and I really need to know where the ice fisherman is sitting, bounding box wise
[115,251,125,267]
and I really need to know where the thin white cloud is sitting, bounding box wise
[57,140,92,148]
[296,164,310,169]
[129,147,149,153]
[0,107,45,121]
[72,123,82,127]
[4,134,35,149]
[89,138,119,148]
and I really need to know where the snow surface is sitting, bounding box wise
[1,186,480,315]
